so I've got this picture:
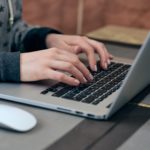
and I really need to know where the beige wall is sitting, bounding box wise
[23,0,150,34]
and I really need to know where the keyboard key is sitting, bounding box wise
[82,95,96,103]
[41,89,49,95]
[74,92,88,101]
[52,86,73,97]
[48,83,67,92]
[92,97,104,105]
[62,92,76,100]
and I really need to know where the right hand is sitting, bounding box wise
[20,48,93,86]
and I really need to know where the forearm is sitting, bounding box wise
[0,52,20,82]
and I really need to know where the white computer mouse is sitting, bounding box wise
[0,104,37,132]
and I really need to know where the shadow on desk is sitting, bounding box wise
[47,86,150,150]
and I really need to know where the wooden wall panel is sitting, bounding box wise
[23,0,78,34]
[23,0,150,34]
[83,0,150,33]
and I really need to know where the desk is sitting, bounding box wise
[0,33,150,150]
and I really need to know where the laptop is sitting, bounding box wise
[0,33,150,120]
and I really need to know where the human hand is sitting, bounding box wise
[46,34,113,71]
[20,48,93,86]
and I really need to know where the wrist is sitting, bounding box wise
[23,27,62,52]
[45,33,58,48]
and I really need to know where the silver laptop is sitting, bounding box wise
[0,33,150,120]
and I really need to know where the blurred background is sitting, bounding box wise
[23,0,150,34]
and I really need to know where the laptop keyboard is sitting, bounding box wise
[41,62,131,105]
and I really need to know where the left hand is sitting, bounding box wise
[46,34,113,71]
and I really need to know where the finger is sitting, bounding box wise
[74,59,94,81]
[55,52,93,81]
[108,53,114,59]
[102,45,112,65]
[76,38,97,71]
[99,45,114,65]
[47,69,80,86]
[49,60,87,83]
[86,38,109,69]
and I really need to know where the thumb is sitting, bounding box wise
[60,42,75,53]
[71,45,82,54]
[62,43,82,54]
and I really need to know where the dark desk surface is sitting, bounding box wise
[49,108,150,150]
[48,86,150,150]
[0,42,150,150]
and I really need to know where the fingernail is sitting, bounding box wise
[94,65,97,72]
[110,54,114,59]
[89,74,94,80]
[74,79,80,85]
[107,59,111,65]
[83,77,87,83]
[104,63,108,69]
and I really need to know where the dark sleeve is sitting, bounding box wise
[0,52,20,82]
[23,27,62,52]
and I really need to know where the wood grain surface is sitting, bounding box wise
[23,0,150,34]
